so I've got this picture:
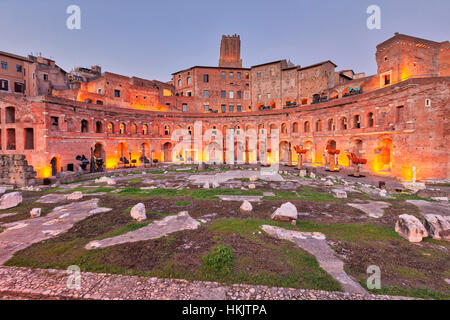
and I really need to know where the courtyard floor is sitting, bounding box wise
[0,164,449,300]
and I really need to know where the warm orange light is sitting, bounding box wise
[36,166,52,178]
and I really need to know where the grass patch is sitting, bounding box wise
[364,284,450,300]
[174,201,191,206]
[126,178,142,184]
[201,245,234,277]
[86,187,115,194]
[98,221,149,240]
[118,187,263,199]
[263,186,334,202]
[392,193,434,201]
[208,217,401,243]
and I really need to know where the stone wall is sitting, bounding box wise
[0,154,36,187]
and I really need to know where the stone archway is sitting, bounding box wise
[304,141,314,163]
[373,138,393,173]
[163,142,173,162]
[279,141,291,164]
[50,157,59,176]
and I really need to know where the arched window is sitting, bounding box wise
[367,112,374,128]
[258,124,265,134]
[119,123,126,134]
[107,122,114,134]
[353,115,361,128]
[281,123,288,134]
[341,117,348,130]
[292,122,299,133]
[315,120,322,132]
[327,119,335,131]
[96,100,103,105]
[81,120,89,133]
[269,124,277,134]
[95,121,103,133]
[142,124,148,135]
[6,107,15,123]
[131,123,137,134]
[304,121,310,132]
[153,124,159,136]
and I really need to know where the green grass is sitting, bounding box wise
[262,186,334,202]
[392,193,434,201]
[208,217,401,243]
[117,187,263,199]
[86,187,115,194]
[126,178,142,184]
[201,245,234,277]
[174,201,191,206]
[363,283,450,300]
[97,221,149,240]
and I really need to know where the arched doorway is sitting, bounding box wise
[50,157,59,176]
[206,142,222,164]
[373,138,393,173]
[140,142,151,165]
[350,139,364,158]
[304,141,314,163]
[163,142,173,162]
[279,141,291,164]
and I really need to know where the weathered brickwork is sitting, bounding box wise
[0,33,448,184]
[0,154,36,187]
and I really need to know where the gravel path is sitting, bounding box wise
[0,266,414,300]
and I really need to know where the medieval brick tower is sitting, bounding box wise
[218,34,242,68]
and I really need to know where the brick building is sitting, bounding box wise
[0,32,448,184]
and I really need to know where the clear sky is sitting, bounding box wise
[1,0,449,81]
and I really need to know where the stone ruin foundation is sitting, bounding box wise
[0,155,36,187]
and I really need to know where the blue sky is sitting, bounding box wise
[1,0,449,81]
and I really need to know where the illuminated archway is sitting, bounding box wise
[373,138,393,174]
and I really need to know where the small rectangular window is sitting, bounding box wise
[237,105,242,112]
[229,72,234,79]
[182,103,188,112]
[114,90,120,97]
[221,105,226,113]
[203,74,209,82]
[51,116,59,131]
[43,74,48,81]
[24,128,34,150]
[1,62,7,70]
[237,72,241,79]
[237,91,242,99]
[203,90,209,98]
[204,105,209,112]
[14,82,24,93]
[384,74,391,85]
[7,128,16,150]
[221,72,226,79]
[0,79,8,91]
[257,72,261,79]
[16,65,22,73]
[221,90,226,98]
[229,105,234,112]
[396,106,404,123]
[229,91,234,99]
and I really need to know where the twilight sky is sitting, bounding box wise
[1,0,449,81]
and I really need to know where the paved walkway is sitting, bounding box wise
[0,266,413,300]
